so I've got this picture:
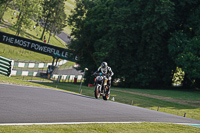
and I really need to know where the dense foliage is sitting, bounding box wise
[0,0,66,38]
[14,0,42,35]
[168,0,200,89]
[40,0,67,42]
[0,0,7,6]
[68,0,200,89]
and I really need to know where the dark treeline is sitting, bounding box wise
[68,0,200,89]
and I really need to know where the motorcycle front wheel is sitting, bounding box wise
[103,89,110,100]
[94,85,100,99]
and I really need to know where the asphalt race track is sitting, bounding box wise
[1,83,200,125]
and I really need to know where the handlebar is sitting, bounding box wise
[92,72,109,77]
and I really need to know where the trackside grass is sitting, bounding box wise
[0,123,200,133]
[0,75,52,88]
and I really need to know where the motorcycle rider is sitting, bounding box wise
[94,62,114,92]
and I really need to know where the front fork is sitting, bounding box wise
[97,84,102,92]
[96,83,105,93]
[95,78,108,93]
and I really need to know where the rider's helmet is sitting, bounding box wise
[101,62,107,69]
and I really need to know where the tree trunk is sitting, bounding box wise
[40,17,49,40]
[15,11,22,28]
[194,78,200,90]
[16,21,22,36]
[182,74,193,89]
[17,12,21,21]
[48,21,55,43]
[16,14,24,36]
[48,31,52,44]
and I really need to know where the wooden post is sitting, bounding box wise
[184,113,186,117]
[157,106,160,111]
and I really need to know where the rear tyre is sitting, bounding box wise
[94,85,100,99]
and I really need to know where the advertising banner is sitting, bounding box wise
[0,31,75,60]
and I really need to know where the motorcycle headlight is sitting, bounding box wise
[97,76,103,81]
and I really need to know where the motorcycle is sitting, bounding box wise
[93,73,110,100]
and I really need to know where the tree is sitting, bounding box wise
[14,0,42,35]
[47,0,67,43]
[168,0,200,89]
[68,0,99,84]
[169,33,200,89]
[0,0,7,5]
[40,0,66,41]
[68,0,175,88]
[40,0,54,40]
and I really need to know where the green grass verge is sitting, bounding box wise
[0,75,51,88]
[12,76,52,82]
[113,87,200,101]
[11,76,81,83]
[0,42,53,62]
[0,123,199,133]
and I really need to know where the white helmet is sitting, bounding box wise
[101,62,107,69]
[101,62,108,74]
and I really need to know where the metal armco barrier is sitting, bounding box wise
[0,56,14,76]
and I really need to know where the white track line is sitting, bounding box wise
[0,122,200,126]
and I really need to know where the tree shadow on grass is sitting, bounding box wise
[114,90,200,109]
[8,26,41,41]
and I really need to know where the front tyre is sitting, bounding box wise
[103,88,110,100]
[94,85,100,99]
[103,93,110,100]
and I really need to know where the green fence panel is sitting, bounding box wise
[0,70,8,75]
[0,63,9,69]
[34,63,39,68]
[0,67,8,72]
[66,75,70,80]
[0,56,13,76]
[0,56,12,62]
[44,63,48,67]
[24,63,29,67]
[0,60,10,66]
[16,71,22,76]
[28,71,34,76]
[14,62,19,67]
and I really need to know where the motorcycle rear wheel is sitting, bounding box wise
[94,85,100,99]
